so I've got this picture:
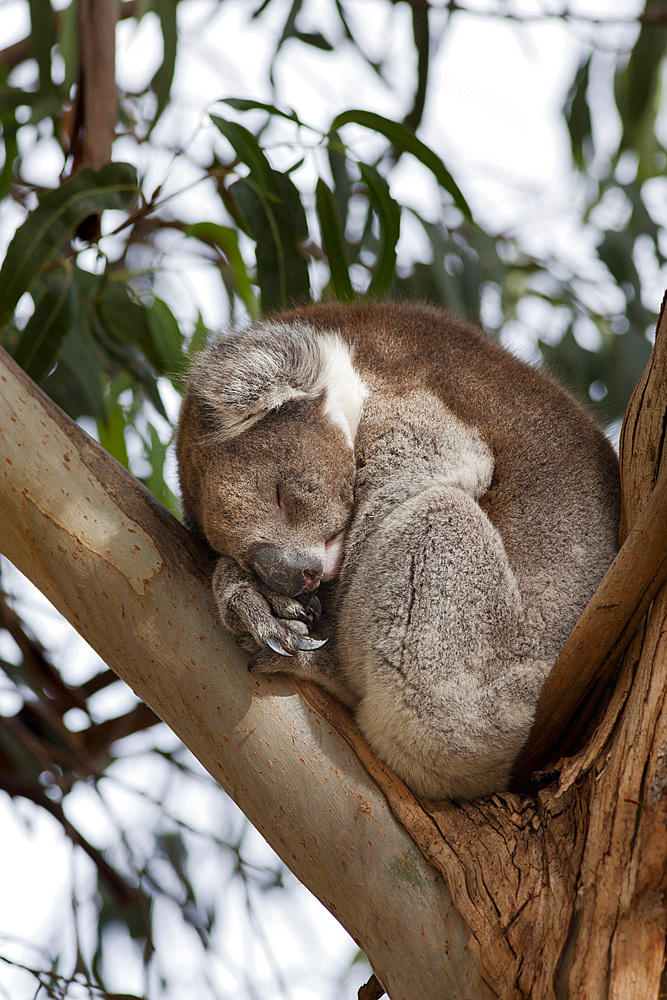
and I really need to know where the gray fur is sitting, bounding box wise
[176,302,620,800]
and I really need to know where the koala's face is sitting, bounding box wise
[196,397,356,597]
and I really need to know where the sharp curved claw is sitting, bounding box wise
[294,636,328,651]
[266,635,293,657]
[306,594,322,620]
[296,609,314,625]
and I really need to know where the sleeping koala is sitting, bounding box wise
[176,302,620,800]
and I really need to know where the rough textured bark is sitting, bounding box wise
[0,295,665,999]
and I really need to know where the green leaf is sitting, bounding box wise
[219,98,305,127]
[403,5,429,134]
[185,221,260,318]
[97,398,130,470]
[12,265,76,382]
[0,162,138,333]
[358,163,400,299]
[616,17,667,170]
[329,110,472,220]
[148,0,178,128]
[326,129,353,234]
[147,297,186,383]
[315,178,354,301]
[210,116,274,190]
[41,318,109,422]
[563,56,592,171]
[292,31,333,51]
[141,425,180,516]
[28,0,55,88]
[230,171,310,313]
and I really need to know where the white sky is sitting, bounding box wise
[0,1,656,998]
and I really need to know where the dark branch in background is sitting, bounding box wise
[0,772,140,906]
[390,0,667,26]
[0,0,661,78]
[0,2,139,74]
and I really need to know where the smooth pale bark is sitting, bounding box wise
[0,346,491,1000]
[1,293,665,999]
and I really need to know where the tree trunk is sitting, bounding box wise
[0,297,665,999]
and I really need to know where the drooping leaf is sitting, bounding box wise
[563,56,592,171]
[330,110,472,220]
[41,318,110,422]
[12,265,76,382]
[185,221,260,318]
[403,5,430,134]
[147,297,187,383]
[141,424,180,517]
[219,98,305,127]
[0,162,138,333]
[326,129,353,237]
[210,116,274,190]
[148,0,178,128]
[315,178,354,301]
[230,170,310,312]
[358,163,400,299]
[97,396,130,470]
[616,16,667,170]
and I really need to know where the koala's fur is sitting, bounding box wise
[176,302,620,800]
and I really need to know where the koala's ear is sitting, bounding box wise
[187,320,366,445]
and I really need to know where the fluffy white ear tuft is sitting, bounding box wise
[317,335,367,448]
[188,320,366,445]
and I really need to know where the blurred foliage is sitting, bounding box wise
[0,0,665,997]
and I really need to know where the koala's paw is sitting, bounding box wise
[264,591,322,627]
[248,644,319,678]
[224,590,326,657]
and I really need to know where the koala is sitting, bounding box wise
[176,302,620,800]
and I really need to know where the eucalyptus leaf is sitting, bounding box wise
[210,116,274,191]
[358,163,400,299]
[147,297,186,383]
[230,170,310,312]
[219,98,305,127]
[315,178,354,301]
[12,265,76,382]
[564,56,592,171]
[0,162,138,333]
[148,0,178,128]
[185,221,259,318]
[330,110,472,220]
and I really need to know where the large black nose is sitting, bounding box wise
[251,545,323,596]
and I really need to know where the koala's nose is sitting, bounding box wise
[251,545,323,597]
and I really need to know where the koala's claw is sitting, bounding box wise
[265,635,294,657]
[305,593,322,620]
[293,635,328,651]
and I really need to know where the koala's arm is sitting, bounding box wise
[211,554,326,656]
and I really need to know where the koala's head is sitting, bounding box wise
[177,320,366,597]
